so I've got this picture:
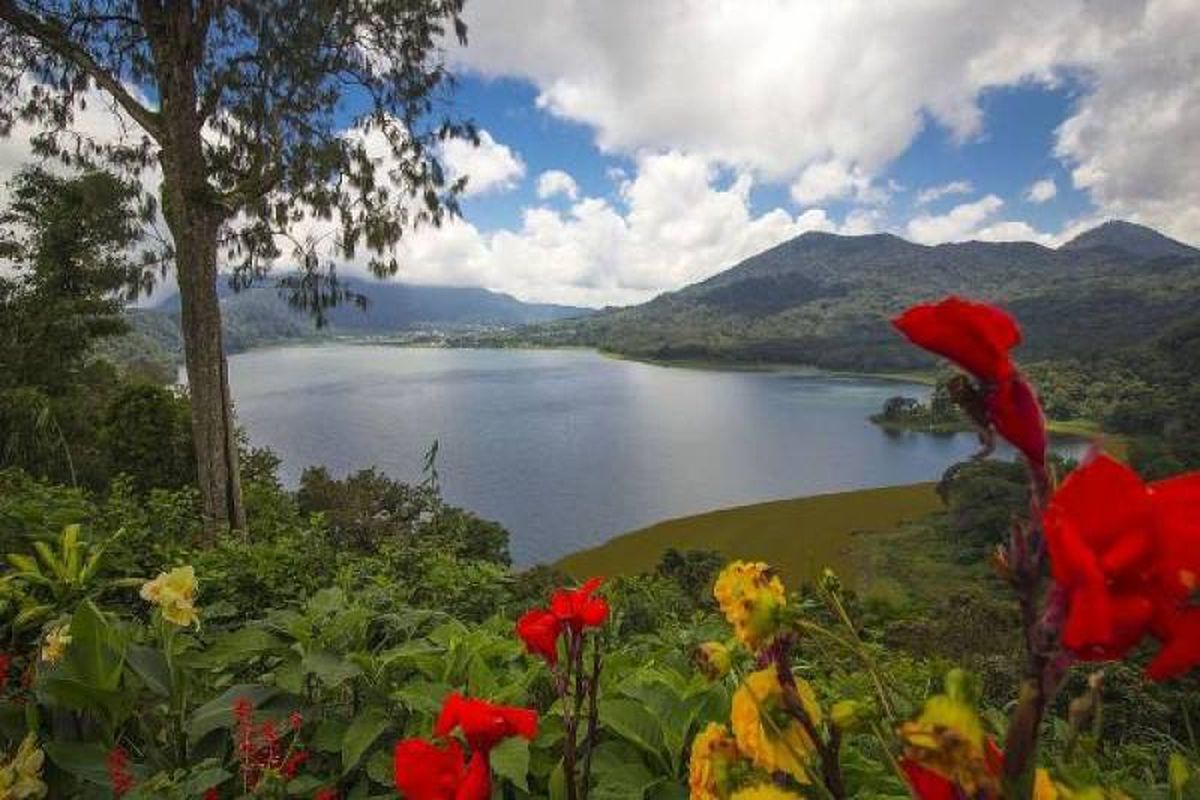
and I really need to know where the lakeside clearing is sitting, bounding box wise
[555,482,942,585]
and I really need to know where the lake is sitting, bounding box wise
[226,345,1076,566]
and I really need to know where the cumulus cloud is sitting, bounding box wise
[440,129,525,196]
[387,150,857,306]
[789,159,888,206]
[1054,0,1200,242]
[1026,177,1057,204]
[536,169,579,200]
[915,180,974,206]
[906,195,1054,245]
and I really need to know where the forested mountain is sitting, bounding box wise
[510,221,1200,371]
[98,277,589,373]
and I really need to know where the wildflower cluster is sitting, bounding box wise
[232,697,308,794]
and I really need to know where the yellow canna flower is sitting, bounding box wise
[713,562,786,650]
[141,565,200,628]
[1034,768,1060,800]
[730,784,802,800]
[39,625,71,665]
[898,693,999,796]
[689,722,741,800]
[0,733,48,799]
[731,668,820,784]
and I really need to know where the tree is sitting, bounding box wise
[0,1,475,530]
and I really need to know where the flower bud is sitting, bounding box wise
[830,700,864,731]
[694,641,732,680]
[819,568,842,596]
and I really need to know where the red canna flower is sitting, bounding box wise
[281,749,308,779]
[900,759,957,800]
[203,789,220,800]
[106,746,136,798]
[550,577,609,632]
[1044,454,1200,679]
[516,608,563,664]
[434,692,538,754]
[393,738,489,800]
[892,296,1020,383]
[314,789,339,800]
[986,374,1047,468]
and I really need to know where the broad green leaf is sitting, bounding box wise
[188,684,279,742]
[598,699,666,767]
[342,706,391,775]
[184,764,232,795]
[491,737,530,791]
[44,741,110,785]
[303,649,362,687]
[65,600,125,692]
[126,644,171,697]
[365,749,393,786]
[192,627,285,668]
[313,718,348,753]
[548,762,569,800]
[286,775,326,795]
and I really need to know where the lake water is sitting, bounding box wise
[226,345,1077,566]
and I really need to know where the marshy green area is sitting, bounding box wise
[556,482,942,584]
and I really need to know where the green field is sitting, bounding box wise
[556,482,942,585]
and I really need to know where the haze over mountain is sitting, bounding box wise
[505,220,1200,371]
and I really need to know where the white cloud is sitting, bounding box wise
[1054,0,1200,242]
[915,180,974,206]
[1026,177,1057,203]
[535,169,579,200]
[789,159,888,206]
[439,129,525,196]
[907,195,1058,245]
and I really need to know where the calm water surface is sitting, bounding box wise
[225,345,1075,565]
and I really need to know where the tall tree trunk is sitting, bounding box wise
[169,209,246,532]
[150,3,245,533]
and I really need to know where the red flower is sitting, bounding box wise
[516,608,563,664]
[550,577,609,632]
[393,738,489,800]
[281,749,308,779]
[986,375,1047,467]
[288,711,303,731]
[203,789,220,800]
[892,296,1020,383]
[900,760,957,800]
[314,789,339,800]
[434,692,538,754]
[106,746,136,798]
[0,653,10,691]
[1044,455,1200,679]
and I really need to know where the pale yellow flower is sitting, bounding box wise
[0,733,48,798]
[141,565,200,627]
[695,641,732,680]
[731,668,820,784]
[39,625,70,665]
[713,562,786,650]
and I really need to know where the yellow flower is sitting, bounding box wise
[141,565,200,627]
[898,693,998,796]
[689,722,741,800]
[731,668,820,784]
[830,700,863,731]
[39,625,71,665]
[730,785,802,800]
[695,641,732,680]
[0,733,48,799]
[1034,769,1060,800]
[713,562,786,650]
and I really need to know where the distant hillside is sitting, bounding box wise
[510,221,1200,371]
[98,277,589,373]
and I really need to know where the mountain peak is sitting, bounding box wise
[1059,220,1198,260]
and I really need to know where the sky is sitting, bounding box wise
[1,0,1198,308]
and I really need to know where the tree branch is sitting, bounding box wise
[0,0,161,139]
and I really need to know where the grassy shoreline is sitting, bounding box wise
[555,482,942,584]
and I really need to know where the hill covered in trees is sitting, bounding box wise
[503,220,1200,371]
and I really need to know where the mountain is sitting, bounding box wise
[100,277,589,373]
[1059,220,1199,261]
[511,221,1200,371]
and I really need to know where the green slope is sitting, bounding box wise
[556,482,942,585]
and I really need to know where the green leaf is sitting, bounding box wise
[590,740,656,799]
[597,699,665,766]
[313,718,348,754]
[126,644,171,696]
[490,737,530,791]
[302,649,362,687]
[188,684,279,742]
[548,762,569,800]
[44,741,110,785]
[184,765,232,795]
[365,749,393,787]
[342,706,391,775]
[286,775,326,795]
[65,599,125,692]
[192,627,284,668]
